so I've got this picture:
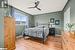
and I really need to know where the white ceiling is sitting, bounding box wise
[8,0,68,15]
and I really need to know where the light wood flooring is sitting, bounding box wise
[15,36,62,50]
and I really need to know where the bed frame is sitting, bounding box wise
[23,26,48,44]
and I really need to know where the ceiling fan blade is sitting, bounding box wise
[36,7,41,10]
[28,7,35,8]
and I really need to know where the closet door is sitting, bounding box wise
[4,17,12,49]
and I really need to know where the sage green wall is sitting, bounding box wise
[71,0,75,30]
[0,8,4,48]
[33,11,64,34]
[16,25,25,36]
[0,8,9,48]
[0,0,2,7]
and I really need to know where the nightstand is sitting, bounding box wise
[49,28,55,36]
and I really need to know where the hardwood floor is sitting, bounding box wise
[15,36,62,50]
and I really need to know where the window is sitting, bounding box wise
[14,12,27,21]
[13,9,29,25]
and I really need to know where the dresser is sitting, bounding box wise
[4,16,16,50]
[62,32,75,50]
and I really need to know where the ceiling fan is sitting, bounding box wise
[28,1,41,11]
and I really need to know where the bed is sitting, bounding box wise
[24,25,49,43]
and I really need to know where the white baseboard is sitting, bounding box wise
[16,35,23,39]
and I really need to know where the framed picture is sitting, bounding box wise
[55,20,60,25]
[50,18,55,23]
